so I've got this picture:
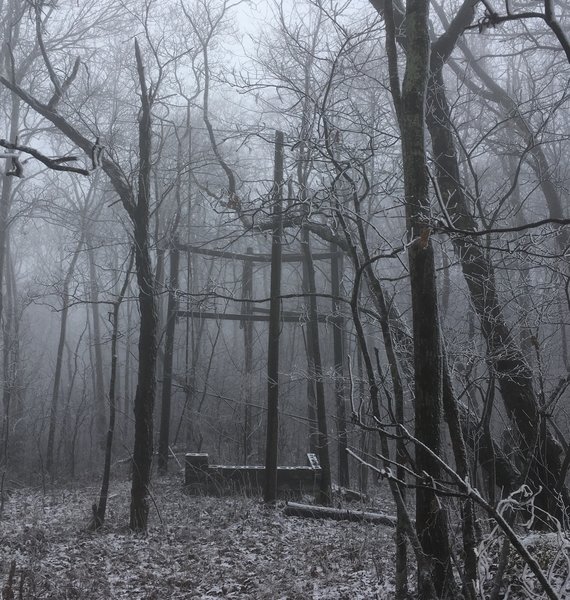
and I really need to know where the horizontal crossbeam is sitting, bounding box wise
[177,310,340,324]
[173,241,335,263]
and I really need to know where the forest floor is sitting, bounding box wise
[0,474,397,599]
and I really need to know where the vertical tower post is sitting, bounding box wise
[158,241,180,474]
[242,247,254,464]
[264,131,284,504]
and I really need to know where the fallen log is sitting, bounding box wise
[283,502,397,527]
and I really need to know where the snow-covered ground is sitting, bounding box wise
[0,477,396,599]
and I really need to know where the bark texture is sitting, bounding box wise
[427,68,566,519]
[400,1,452,595]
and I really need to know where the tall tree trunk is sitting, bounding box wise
[86,231,106,451]
[427,67,566,518]
[0,1,22,328]
[129,177,157,531]
[1,237,18,469]
[0,72,21,471]
[399,1,451,595]
[129,40,158,531]
[123,297,132,441]
[46,234,84,477]
[442,349,477,599]
[91,253,132,529]
[408,241,452,598]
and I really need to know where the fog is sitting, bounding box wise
[0,0,569,596]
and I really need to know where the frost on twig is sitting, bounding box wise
[477,486,568,598]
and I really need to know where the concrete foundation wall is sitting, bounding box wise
[184,453,322,499]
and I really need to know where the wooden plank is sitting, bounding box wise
[173,241,334,263]
[177,310,340,324]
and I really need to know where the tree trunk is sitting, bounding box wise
[408,240,452,598]
[46,234,84,477]
[123,297,132,441]
[1,238,20,469]
[0,70,21,471]
[129,40,158,531]
[330,244,349,489]
[91,254,132,529]
[427,67,567,519]
[442,349,477,599]
[129,194,157,531]
[86,231,107,451]
[0,4,21,328]
[400,1,451,595]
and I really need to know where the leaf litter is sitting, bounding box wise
[0,476,396,599]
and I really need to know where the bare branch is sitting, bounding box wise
[48,56,81,111]
[0,74,136,213]
[0,138,89,176]
[435,217,570,238]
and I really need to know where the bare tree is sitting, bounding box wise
[0,17,161,528]
[91,251,133,529]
